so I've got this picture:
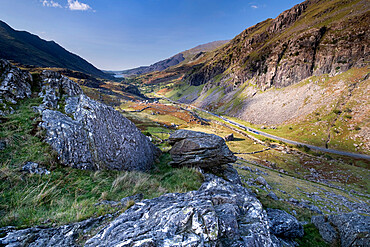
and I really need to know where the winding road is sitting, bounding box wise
[157,94,370,160]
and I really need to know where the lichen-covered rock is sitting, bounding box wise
[312,213,370,247]
[36,70,161,171]
[22,162,50,175]
[40,94,161,171]
[85,174,274,246]
[169,129,237,168]
[0,59,32,116]
[0,217,104,247]
[266,208,304,239]
[267,191,279,201]
[37,70,83,110]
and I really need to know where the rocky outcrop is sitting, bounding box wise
[0,217,105,247]
[85,174,294,247]
[267,208,304,239]
[0,59,32,116]
[38,72,161,171]
[37,70,83,110]
[0,62,161,171]
[168,129,237,168]
[312,213,370,247]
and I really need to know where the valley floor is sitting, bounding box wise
[118,99,370,217]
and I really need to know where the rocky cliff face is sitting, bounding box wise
[186,0,369,90]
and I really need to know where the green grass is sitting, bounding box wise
[0,97,55,167]
[0,98,203,229]
[165,84,204,101]
[236,161,332,246]
[1,153,203,229]
[296,224,330,247]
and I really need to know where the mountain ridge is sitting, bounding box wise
[117,40,229,77]
[185,0,369,89]
[0,20,111,79]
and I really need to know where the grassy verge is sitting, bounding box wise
[0,98,203,229]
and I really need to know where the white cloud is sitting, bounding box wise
[67,0,92,11]
[42,0,62,8]
[251,5,258,9]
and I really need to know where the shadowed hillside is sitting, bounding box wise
[0,20,111,79]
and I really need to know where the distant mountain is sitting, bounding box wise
[0,20,111,79]
[118,40,229,77]
[120,53,185,77]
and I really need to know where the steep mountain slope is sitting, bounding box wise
[156,0,370,154]
[118,40,229,77]
[185,0,369,89]
[0,20,111,79]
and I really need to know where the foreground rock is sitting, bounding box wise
[38,70,83,110]
[86,174,266,246]
[169,129,237,168]
[0,59,32,116]
[37,71,161,171]
[312,213,370,247]
[267,208,304,239]
[0,217,104,247]
[0,174,303,246]
[22,162,50,175]
[85,174,301,247]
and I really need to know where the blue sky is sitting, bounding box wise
[0,0,303,70]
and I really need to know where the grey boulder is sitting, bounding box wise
[312,213,370,247]
[0,175,306,246]
[169,129,237,168]
[41,94,161,171]
[266,208,304,238]
[37,70,161,171]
